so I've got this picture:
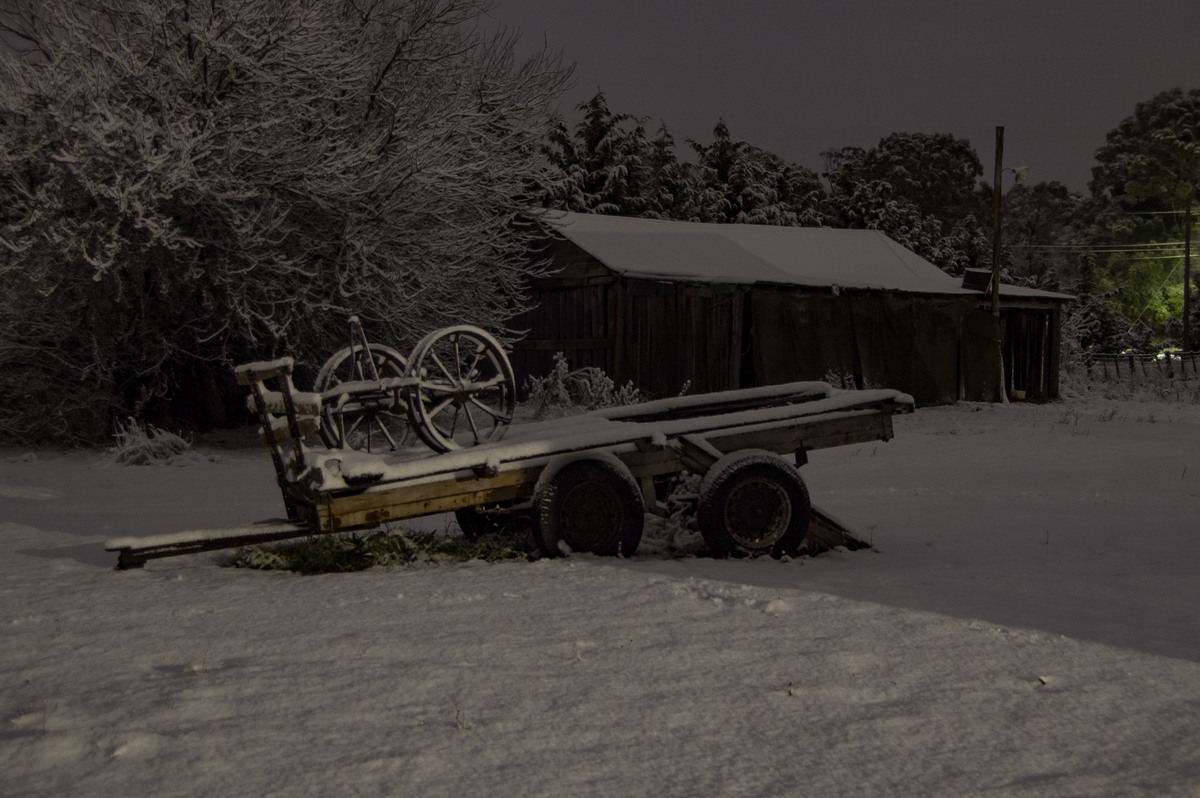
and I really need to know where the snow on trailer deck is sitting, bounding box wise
[106,381,914,568]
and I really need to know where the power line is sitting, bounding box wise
[1010,242,1186,250]
[1008,243,1191,259]
[1088,254,1192,261]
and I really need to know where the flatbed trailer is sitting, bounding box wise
[107,357,913,569]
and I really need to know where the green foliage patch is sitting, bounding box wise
[226,530,535,575]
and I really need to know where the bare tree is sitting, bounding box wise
[0,0,570,443]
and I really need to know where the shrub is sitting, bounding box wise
[524,352,645,418]
[107,417,207,466]
[0,0,570,444]
[226,529,534,575]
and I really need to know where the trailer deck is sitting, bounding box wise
[107,358,913,568]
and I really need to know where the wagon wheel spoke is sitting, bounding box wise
[467,394,510,422]
[344,414,366,448]
[428,350,459,387]
[370,412,402,451]
[462,402,481,443]
[424,395,456,419]
[432,403,461,439]
[460,344,486,381]
[462,374,509,392]
[452,334,466,380]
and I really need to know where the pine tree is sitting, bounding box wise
[689,120,825,226]
[540,91,655,216]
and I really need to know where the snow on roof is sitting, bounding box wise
[544,211,1071,300]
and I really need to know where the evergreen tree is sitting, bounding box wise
[1001,182,1086,282]
[642,123,699,220]
[859,132,985,229]
[821,176,951,266]
[1088,88,1200,346]
[823,135,996,274]
[540,91,655,216]
[689,120,825,226]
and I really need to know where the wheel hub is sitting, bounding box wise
[561,481,623,551]
[722,477,791,548]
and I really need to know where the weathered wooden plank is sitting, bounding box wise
[669,434,724,473]
[598,383,831,423]
[701,409,893,458]
[107,520,312,569]
[260,414,321,445]
[233,358,294,385]
[805,504,872,552]
[253,390,323,417]
[314,466,543,532]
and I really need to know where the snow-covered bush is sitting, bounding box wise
[0,0,570,445]
[524,352,645,417]
[108,418,205,466]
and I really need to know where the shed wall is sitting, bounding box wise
[750,290,993,404]
[513,241,1063,405]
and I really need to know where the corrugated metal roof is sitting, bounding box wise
[545,211,1071,300]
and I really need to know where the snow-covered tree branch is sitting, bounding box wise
[0,0,571,444]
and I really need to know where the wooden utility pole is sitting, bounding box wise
[991,126,1007,402]
[1185,203,1193,351]
[991,126,1004,317]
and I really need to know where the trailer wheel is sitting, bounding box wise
[698,450,810,558]
[532,456,644,558]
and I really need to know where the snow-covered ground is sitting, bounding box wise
[3,392,1200,797]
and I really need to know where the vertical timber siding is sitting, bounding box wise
[616,279,744,397]
[514,233,1066,404]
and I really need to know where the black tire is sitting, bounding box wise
[532,457,644,558]
[697,450,810,558]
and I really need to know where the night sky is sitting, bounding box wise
[489,0,1200,193]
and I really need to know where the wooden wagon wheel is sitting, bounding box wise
[406,325,516,453]
[314,343,411,452]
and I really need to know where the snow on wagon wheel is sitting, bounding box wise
[406,325,516,453]
[314,344,410,452]
[532,455,644,558]
[697,450,811,558]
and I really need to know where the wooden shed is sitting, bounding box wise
[512,212,1071,405]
